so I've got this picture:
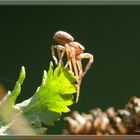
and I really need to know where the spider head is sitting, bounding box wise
[69,42,85,56]
[53,31,74,45]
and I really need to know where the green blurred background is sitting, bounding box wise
[0,5,140,134]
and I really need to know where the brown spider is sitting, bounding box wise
[51,31,94,103]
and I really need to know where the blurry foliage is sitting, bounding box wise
[0,62,77,135]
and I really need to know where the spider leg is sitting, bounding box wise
[76,60,83,77]
[51,45,65,65]
[78,53,94,77]
[65,61,69,68]
[56,47,61,64]
[75,81,81,103]
[65,44,73,72]
[51,45,58,64]
[76,60,83,86]
[70,49,83,103]
[75,60,83,103]
[59,50,66,65]
[56,45,65,65]
[65,45,81,103]
[71,48,79,78]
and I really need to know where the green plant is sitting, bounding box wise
[0,62,77,135]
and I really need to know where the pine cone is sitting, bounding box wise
[64,96,140,135]
[64,111,94,134]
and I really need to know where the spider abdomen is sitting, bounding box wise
[53,31,74,45]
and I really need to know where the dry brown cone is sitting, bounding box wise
[63,96,140,135]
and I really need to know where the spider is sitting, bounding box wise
[51,31,94,103]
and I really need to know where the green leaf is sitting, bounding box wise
[0,62,77,135]
[15,62,77,126]
[0,66,25,118]
[10,66,25,106]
